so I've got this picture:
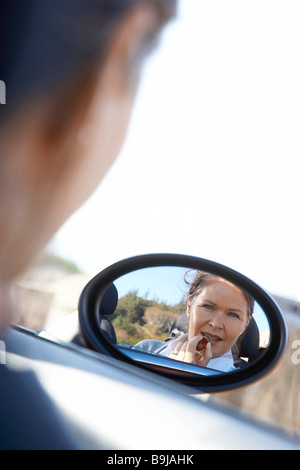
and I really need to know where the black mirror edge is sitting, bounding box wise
[78,253,288,393]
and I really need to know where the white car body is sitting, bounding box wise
[6,321,300,450]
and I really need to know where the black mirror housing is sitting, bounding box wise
[78,254,287,393]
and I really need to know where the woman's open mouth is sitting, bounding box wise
[201,332,222,343]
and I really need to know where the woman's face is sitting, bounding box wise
[187,278,249,358]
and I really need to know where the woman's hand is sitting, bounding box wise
[169,334,213,367]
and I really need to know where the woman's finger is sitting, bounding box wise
[177,341,188,362]
[169,335,188,360]
[195,341,213,366]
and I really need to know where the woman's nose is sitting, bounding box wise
[209,311,224,329]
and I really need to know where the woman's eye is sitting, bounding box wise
[228,312,239,319]
[203,304,214,310]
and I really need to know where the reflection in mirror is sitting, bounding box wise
[98,267,270,374]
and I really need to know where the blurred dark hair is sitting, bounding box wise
[0,0,176,121]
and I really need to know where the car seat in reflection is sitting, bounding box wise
[98,283,118,344]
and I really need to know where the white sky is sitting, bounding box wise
[49,0,300,302]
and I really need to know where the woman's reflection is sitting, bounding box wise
[135,271,255,372]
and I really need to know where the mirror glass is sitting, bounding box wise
[97,267,270,375]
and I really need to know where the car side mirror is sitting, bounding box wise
[78,254,287,392]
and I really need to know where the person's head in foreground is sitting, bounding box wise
[0,0,177,331]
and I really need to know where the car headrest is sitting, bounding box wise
[97,283,118,344]
[239,316,259,360]
[99,317,117,344]
[99,283,118,315]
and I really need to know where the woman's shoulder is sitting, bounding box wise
[133,339,166,354]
